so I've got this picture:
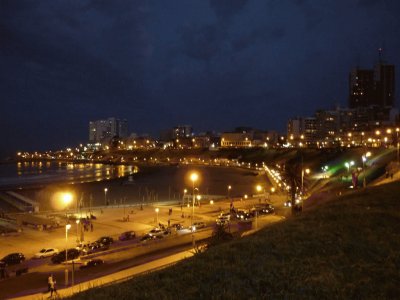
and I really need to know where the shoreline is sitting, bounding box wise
[2,164,269,213]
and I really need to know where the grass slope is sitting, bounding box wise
[68,182,400,299]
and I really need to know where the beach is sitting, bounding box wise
[6,164,270,213]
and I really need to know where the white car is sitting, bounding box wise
[148,228,166,237]
[191,222,206,231]
[34,248,59,258]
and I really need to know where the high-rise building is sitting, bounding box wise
[173,125,192,139]
[349,69,375,108]
[349,55,395,109]
[374,63,395,107]
[89,118,128,143]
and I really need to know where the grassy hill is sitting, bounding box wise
[68,181,400,299]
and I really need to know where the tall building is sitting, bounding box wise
[173,125,192,139]
[89,118,128,143]
[349,69,375,108]
[374,63,395,107]
[349,55,395,109]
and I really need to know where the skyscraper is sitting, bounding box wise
[374,63,395,107]
[89,118,128,143]
[349,55,395,109]
[349,69,375,108]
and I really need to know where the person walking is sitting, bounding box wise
[49,278,58,298]
[47,274,53,292]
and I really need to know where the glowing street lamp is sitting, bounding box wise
[155,208,159,224]
[227,185,232,198]
[62,193,73,207]
[362,152,371,188]
[301,168,310,195]
[104,188,108,206]
[396,128,400,163]
[190,172,198,247]
[183,189,187,206]
[65,223,71,286]
[76,219,80,243]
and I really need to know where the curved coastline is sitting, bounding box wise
[0,160,140,191]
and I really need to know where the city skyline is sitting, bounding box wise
[1,0,400,158]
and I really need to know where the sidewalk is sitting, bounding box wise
[11,249,194,300]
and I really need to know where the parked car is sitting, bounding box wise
[148,228,168,237]
[262,204,275,214]
[79,259,104,269]
[96,236,114,246]
[171,223,183,230]
[51,248,80,264]
[34,248,59,259]
[1,253,25,266]
[191,222,206,231]
[216,217,230,226]
[84,242,109,255]
[140,234,156,242]
[76,242,91,253]
[236,209,253,221]
[119,231,136,241]
[219,212,231,220]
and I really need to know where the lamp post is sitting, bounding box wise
[183,189,187,206]
[396,128,399,164]
[155,208,159,225]
[65,223,71,286]
[75,219,80,243]
[301,168,310,196]
[104,188,108,206]
[362,152,371,188]
[227,185,232,199]
[190,172,198,248]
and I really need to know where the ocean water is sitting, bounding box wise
[0,161,137,188]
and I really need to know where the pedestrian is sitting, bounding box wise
[49,278,58,298]
[90,223,93,232]
[47,274,53,292]
[390,173,394,179]
[127,214,130,221]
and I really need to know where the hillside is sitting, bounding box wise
[67,181,400,299]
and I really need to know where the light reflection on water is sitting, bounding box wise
[0,162,138,187]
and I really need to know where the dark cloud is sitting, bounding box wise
[232,26,286,51]
[209,0,249,20]
[180,24,225,61]
[1,1,400,156]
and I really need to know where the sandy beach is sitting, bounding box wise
[13,164,270,212]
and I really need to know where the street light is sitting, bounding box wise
[301,168,310,195]
[183,189,187,206]
[62,193,73,206]
[227,185,232,198]
[190,172,198,248]
[362,152,371,188]
[104,188,108,206]
[155,208,159,225]
[65,223,71,286]
[75,219,80,243]
[396,128,399,164]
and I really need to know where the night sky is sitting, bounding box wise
[1,0,400,157]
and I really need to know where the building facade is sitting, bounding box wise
[89,118,128,143]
